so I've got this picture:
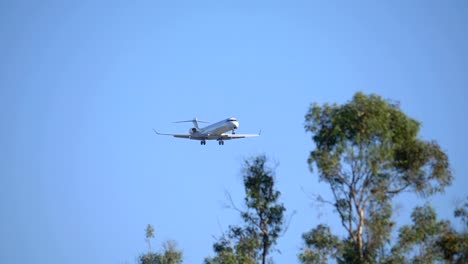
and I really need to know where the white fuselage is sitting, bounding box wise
[153,117,258,145]
[193,118,239,139]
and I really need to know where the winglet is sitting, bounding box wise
[153,129,161,135]
[259,129,262,136]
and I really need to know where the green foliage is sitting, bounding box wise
[435,230,468,263]
[146,224,155,239]
[303,92,453,262]
[299,224,341,264]
[157,241,183,264]
[305,92,452,197]
[204,226,258,264]
[454,196,468,229]
[140,241,183,264]
[385,203,468,264]
[204,252,238,264]
[140,225,183,264]
[391,204,450,263]
[146,224,155,252]
[140,253,158,264]
[365,200,394,261]
[207,155,286,264]
[435,197,468,263]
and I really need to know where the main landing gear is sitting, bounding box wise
[200,139,225,145]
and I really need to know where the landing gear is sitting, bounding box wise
[218,140,224,145]
[232,130,236,135]
[200,140,206,145]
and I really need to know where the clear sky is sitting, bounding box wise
[1,1,467,263]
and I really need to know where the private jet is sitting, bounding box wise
[153,117,260,145]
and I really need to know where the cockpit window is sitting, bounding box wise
[227,118,237,121]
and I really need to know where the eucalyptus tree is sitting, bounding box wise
[302,92,452,263]
[206,155,286,264]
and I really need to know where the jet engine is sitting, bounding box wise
[189,127,198,134]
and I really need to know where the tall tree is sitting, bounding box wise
[206,155,286,264]
[302,92,452,263]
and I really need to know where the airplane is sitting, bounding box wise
[153,117,260,145]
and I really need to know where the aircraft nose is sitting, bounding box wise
[233,121,239,129]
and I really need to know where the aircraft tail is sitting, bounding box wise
[174,118,209,129]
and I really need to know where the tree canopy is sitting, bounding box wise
[302,92,453,263]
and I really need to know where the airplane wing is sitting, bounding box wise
[153,129,191,139]
[220,131,261,140]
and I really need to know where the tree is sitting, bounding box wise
[139,225,183,264]
[142,225,157,264]
[302,92,452,263]
[206,155,286,264]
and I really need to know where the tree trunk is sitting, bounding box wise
[262,231,269,264]
[357,208,365,260]
[262,234,268,264]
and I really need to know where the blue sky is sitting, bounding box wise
[1,1,467,263]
